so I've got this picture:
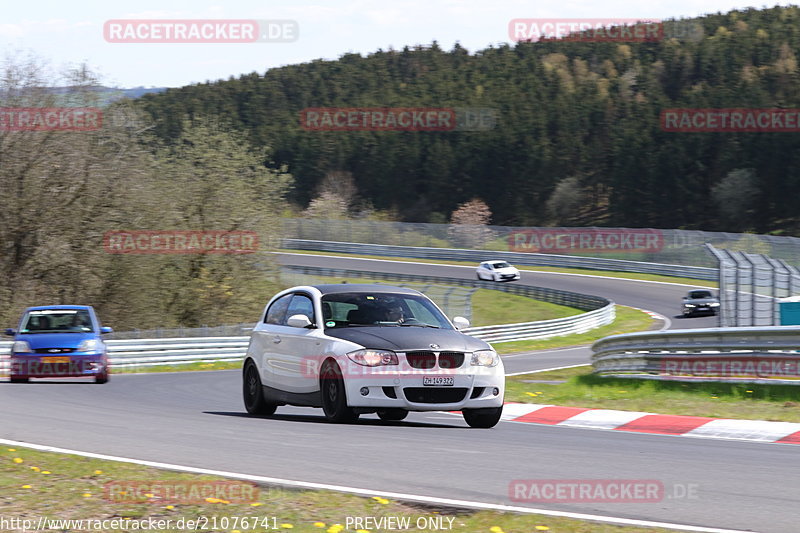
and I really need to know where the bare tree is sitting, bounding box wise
[546,176,585,224]
[448,198,495,248]
[711,169,759,231]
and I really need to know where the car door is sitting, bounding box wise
[250,293,293,388]
[265,292,324,394]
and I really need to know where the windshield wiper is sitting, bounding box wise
[399,323,440,328]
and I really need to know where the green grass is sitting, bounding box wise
[471,289,580,327]
[0,446,681,533]
[506,365,800,422]
[279,249,717,288]
[493,306,656,355]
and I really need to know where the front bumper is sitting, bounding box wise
[10,354,107,378]
[341,369,505,411]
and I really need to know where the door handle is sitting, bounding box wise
[272,336,281,344]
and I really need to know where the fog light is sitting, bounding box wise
[360,387,369,396]
[492,387,500,396]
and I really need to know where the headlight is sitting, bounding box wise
[710,302,720,307]
[12,341,31,353]
[346,349,398,367]
[684,304,696,307]
[77,339,102,352]
[471,349,499,367]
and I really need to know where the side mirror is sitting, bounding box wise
[452,316,470,330]
[100,326,113,334]
[286,314,314,329]
[4,328,16,336]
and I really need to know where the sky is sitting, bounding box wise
[0,0,794,88]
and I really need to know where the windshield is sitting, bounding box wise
[689,290,713,299]
[491,262,512,269]
[20,309,94,333]
[322,292,452,329]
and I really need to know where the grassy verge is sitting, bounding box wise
[0,446,679,533]
[506,365,800,422]
[471,289,580,327]
[493,306,656,355]
[279,249,716,288]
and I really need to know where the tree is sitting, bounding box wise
[546,176,585,224]
[711,169,760,231]
[448,198,495,248]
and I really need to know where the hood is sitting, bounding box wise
[495,267,518,274]
[14,332,97,350]
[325,326,490,352]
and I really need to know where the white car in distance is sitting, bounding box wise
[242,284,505,428]
[476,260,521,282]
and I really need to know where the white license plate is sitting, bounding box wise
[423,376,454,386]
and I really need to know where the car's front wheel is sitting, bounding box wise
[243,361,277,415]
[377,409,408,421]
[320,360,359,423]
[463,406,503,428]
[95,372,108,384]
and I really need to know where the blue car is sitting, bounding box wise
[4,306,113,384]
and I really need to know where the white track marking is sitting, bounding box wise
[0,438,753,533]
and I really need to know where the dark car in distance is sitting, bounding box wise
[682,290,720,317]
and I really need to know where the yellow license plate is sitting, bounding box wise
[42,356,70,364]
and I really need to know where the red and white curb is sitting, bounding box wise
[499,403,800,444]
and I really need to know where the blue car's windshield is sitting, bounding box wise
[20,310,94,333]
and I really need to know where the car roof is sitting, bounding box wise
[24,305,94,311]
[312,284,422,296]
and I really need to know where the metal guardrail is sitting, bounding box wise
[283,239,719,280]
[591,326,800,383]
[0,266,616,370]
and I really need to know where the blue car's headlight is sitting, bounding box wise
[77,339,102,352]
[11,341,31,353]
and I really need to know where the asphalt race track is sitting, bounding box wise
[3,255,792,533]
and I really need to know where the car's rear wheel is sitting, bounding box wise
[95,372,108,384]
[320,360,359,423]
[9,377,29,383]
[243,361,277,415]
[377,409,408,421]
[463,406,503,428]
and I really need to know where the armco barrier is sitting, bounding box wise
[0,268,616,370]
[591,326,800,383]
[282,239,718,281]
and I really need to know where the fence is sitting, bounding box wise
[591,326,800,384]
[283,239,718,280]
[706,244,800,327]
[281,218,800,269]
